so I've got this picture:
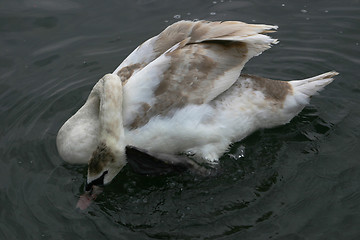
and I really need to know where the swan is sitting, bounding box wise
[56,20,338,192]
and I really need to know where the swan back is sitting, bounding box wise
[115,20,278,129]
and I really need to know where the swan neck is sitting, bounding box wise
[96,74,124,148]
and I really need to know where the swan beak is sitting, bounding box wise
[85,170,108,191]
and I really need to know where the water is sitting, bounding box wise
[1,0,360,239]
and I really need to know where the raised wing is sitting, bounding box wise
[113,20,277,84]
[118,21,278,129]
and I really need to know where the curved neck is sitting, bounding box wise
[93,74,125,150]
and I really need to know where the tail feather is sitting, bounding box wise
[289,71,338,105]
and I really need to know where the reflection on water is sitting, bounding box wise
[1,0,360,239]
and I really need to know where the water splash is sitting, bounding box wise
[228,145,246,160]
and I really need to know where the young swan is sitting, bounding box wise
[85,74,126,191]
[56,21,338,197]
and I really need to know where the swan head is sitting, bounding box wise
[86,142,126,191]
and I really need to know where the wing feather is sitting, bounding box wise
[117,21,278,128]
[113,20,277,83]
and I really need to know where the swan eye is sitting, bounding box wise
[85,170,108,191]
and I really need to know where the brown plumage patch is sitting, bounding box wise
[127,41,248,129]
[142,103,151,112]
[129,103,151,129]
[241,74,292,102]
[153,21,194,54]
[88,143,114,175]
[189,22,210,42]
[117,63,144,84]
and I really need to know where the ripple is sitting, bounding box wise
[24,0,81,11]
[0,16,58,32]
[33,36,97,56]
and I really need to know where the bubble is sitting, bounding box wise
[210,12,216,15]
[281,3,285,7]
[173,14,181,19]
[301,9,307,13]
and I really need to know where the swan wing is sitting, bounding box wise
[113,20,277,84]
[119,20,278,129]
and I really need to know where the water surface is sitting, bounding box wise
[1,0,360,239]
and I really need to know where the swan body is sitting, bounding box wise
[56,20,338,186]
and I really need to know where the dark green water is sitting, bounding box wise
[1,0,360,239]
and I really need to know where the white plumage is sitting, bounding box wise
[56,20,338,185]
